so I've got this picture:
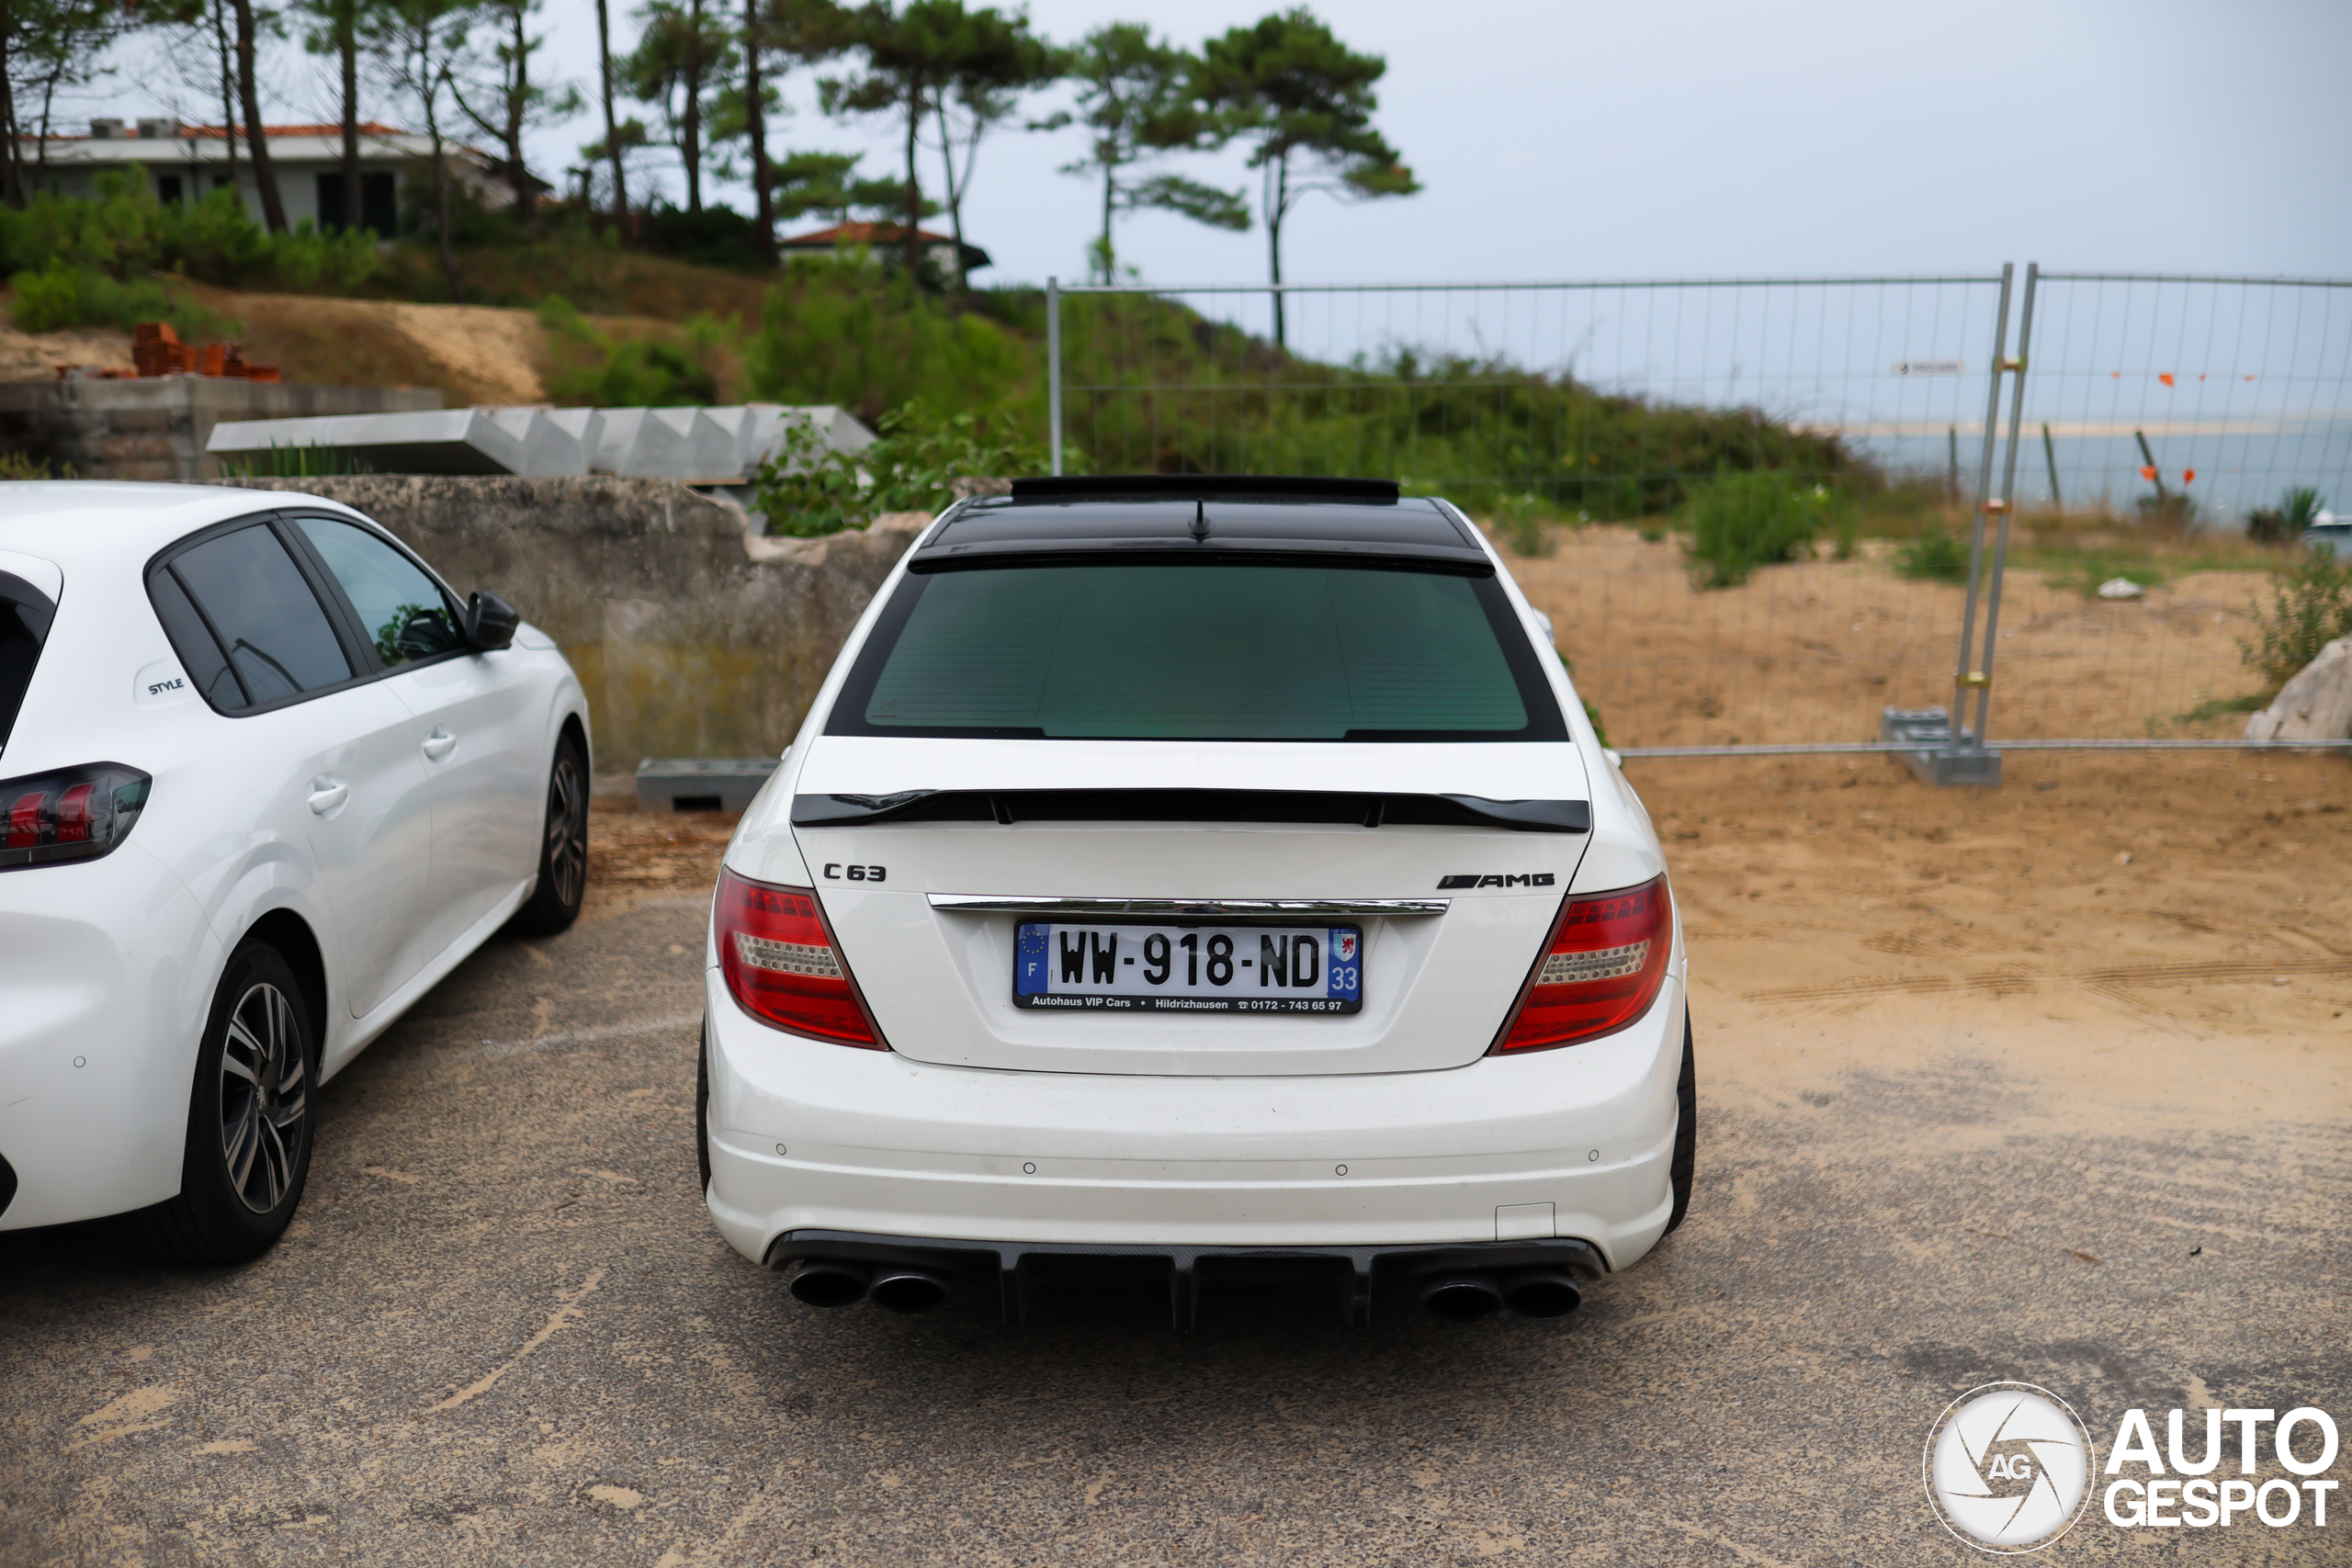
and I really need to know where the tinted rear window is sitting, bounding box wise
[0,570,55,749]
[831,561,1564,742]
[164,524,352,706]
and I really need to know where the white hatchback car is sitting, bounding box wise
[700,476,1691,1327]
[0,483,591,1262]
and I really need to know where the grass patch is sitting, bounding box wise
[2175,692,2268,727]
[2241,550,2352,688]
[1894,525,1972,583]
[537,296,725,407]
[215,444,373,478]
[1681,470,1852,588]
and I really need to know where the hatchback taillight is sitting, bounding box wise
[1491,875,1672,1054]
[715,868,885,1048]
[0,764,150,871]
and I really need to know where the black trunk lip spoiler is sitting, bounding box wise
[791,789,1589,834]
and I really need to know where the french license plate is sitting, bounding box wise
[1013,923,1363,1013]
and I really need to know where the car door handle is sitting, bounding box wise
[421,726,458,762]
[307,776,349,816]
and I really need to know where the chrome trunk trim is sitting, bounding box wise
[925,895,1450,918]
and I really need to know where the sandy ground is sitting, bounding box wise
[1501,526,2278,749]
[0,321,135,382]
[5,760,2341,1566]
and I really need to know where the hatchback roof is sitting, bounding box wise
[916,476,1487,568]
[0,481,362,570]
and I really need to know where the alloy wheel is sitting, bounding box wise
[546,754,588,909]
[217,982,308,1214]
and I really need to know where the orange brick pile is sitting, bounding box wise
[118,321,281,381]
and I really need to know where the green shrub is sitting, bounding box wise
[0,171,375,299]
[741,263,1032,424]
[635,204,778,273]
[1682,470,1847,588]
[1894,525,1972,584]
[749,399,1048,537]
[537,296,722,407]
[7,260,225,336]
[2241,550,2352,689]
[2284,486,2325,531]
[2245,489,2324,547]
[0,451,68,479]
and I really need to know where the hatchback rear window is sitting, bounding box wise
[0,570,55,750]
[831,561,1565,742]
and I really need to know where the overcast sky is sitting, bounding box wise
[85,0,2352,287]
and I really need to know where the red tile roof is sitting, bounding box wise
[782,221,957,247]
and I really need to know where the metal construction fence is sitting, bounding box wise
[1040,267,2352,773]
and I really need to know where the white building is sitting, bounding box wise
[13,118,517,235]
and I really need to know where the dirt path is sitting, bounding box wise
[1630,749,2350,1135]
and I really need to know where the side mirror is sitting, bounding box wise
[463,590,519,650]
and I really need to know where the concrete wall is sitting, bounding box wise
[0,379,446,481]
[222,476,922,777]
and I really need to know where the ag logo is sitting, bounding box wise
[1924,1382,2094,1553]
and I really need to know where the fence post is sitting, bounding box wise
[1046,276,1063,477]
[1969,262,2038,753]
[1886,264,2014,786]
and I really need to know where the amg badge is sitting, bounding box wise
[1437,873,1555,889]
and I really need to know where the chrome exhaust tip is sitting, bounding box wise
[1418,1273,1505,1324]
[867,1267,953,1315]
[1499,1268,1582,1318]
[786,1258,873,1308]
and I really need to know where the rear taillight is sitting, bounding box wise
[715,868,885,1048]
[1490,875,1672,1054]
[0,764,150,871]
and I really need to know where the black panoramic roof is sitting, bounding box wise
[915,475,1487,568]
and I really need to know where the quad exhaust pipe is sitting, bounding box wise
[786,1252,1574,1324]
[1418,1268,1583,1323]
[786,1258,954,1314]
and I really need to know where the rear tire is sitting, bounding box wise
[134,941,317,1266]
[695,1023,712,1193]
[512,730,589,936]
[1663,1011,1696,1235]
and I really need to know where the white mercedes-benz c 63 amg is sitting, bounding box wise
[700,475,1690,1327]
[0,483,591,1263]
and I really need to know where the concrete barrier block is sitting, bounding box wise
[635,757,781,812]
[481,406,595,477]
[592,408,650,474]
[206,408,529,476]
